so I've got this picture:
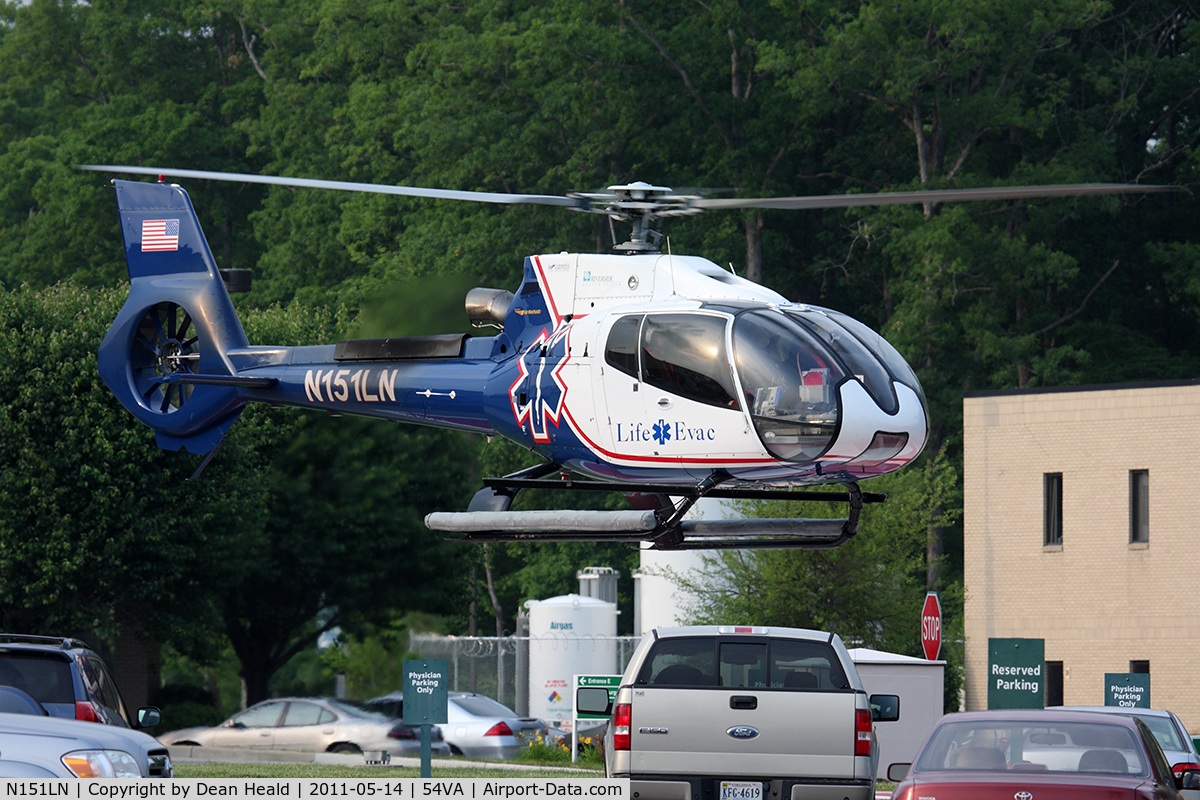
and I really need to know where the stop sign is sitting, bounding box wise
[921,591,942,661]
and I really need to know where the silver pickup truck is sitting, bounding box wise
[577,625,899,800]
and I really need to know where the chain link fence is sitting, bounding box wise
[409,632,642,716]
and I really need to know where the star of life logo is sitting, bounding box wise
[510,322,571,443]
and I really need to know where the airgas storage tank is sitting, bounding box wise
[525,593,618,731]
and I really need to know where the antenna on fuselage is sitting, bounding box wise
[667,237,677,296]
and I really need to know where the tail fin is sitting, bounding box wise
[98,179,249,454]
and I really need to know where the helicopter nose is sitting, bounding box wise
[821,381,927,471]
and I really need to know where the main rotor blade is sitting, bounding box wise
[78,165,583,208]
[79,165,1176,214]
[693,183,1177,211]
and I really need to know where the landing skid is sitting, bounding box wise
[424,465,884,550]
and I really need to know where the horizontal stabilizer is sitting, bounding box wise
[155,374,278,388]
[154,410,243,455]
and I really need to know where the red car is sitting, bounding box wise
[888,709,1200,800]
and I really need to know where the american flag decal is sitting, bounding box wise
[141,219,180,251]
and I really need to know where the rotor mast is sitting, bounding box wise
[570,181,702,253]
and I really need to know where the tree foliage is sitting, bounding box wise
[0,283,251,645]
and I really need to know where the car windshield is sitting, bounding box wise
[451,695,518,717]
[916,720,1149,777]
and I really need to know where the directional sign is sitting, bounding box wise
[921,591,942,661]
[573,674,621,763]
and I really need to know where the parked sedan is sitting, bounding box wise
[888,709,1199,799]
[158,697,450,758]
[0,711,172,778]
[1060,705,1200,799]
[364,691,546,759]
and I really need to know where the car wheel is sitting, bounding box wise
[330,743,361,754]
[449,745,464,757]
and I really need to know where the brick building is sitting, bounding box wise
[963,380,1200,729]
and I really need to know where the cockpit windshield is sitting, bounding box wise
[819,308,927,410]
[731,310,845,462]
[786,309,898,414]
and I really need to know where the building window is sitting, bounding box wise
[1044,473,1063,546]
[1131,660,1150,674]
[1130,470,1149,544]
[1045,661,1064,707]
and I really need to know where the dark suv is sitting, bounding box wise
[0,634,160,728]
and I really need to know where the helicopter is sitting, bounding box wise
[81,165,1171,549]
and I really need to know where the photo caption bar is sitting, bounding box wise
[0,780,629,799]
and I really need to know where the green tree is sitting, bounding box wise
[217,410,476,704]
[0,0,275,289]
[0,282,252,647]
[168,301,477,704]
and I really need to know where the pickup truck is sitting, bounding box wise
[576,625,899,800]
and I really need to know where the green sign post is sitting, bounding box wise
[987,638,1045,709]
[403,659,448,777]
[573,674,621,762]
[1105,673,1151,708]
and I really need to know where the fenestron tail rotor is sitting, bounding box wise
[131,302,201,414]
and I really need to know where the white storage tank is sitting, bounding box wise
[525,593,618,730]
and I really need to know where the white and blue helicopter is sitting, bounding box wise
[83,166,1168,549]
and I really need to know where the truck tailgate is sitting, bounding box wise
[628,686,859,777]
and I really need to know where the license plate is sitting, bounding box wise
[719,782,762,800]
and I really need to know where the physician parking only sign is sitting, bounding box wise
[402,659,448,724]
[1105,673,1151,708]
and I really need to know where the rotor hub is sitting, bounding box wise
[158,339,196,375]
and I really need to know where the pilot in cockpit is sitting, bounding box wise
[751,340,833,419]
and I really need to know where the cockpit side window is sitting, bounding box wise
[605,315,642,380]
[641,314,739,409]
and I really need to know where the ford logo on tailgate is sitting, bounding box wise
[727,726,759,740]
